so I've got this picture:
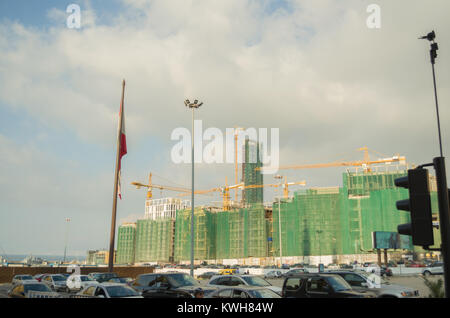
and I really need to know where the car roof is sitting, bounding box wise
[285,273,340,278]
[20,281,47,285]
[98,282,127,287]
[216,286,271,291]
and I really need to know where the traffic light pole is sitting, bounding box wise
[433,157,450,298]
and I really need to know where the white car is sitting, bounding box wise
[66,275,98,292]
[422,262,444,276]
[77,283,143,298]
[11,275,36,285]
[207,275,282,295]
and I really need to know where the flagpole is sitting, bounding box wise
[108,79,126,272]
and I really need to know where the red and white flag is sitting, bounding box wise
[117,88,127,200]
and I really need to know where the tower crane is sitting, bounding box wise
[131,173,192,199]
[256,146,406,173]
[178,177,306,210]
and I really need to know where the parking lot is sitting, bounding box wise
[0,274,444,298]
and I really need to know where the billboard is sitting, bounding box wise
[372,231,413,250]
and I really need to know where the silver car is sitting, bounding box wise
[328,271,419,298]
[41,274,68,292]
[422,262,444,276]
[11,275,35,285]
[207,275,282,295]
[77,283,143,298]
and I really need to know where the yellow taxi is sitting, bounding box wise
[218,268,236,275]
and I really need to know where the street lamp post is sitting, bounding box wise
[420,31,450,298]
[274,175,283,267]
[63,218,71,264]
[316,230,323,265]
[184,99,203,277]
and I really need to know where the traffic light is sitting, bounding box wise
[395,168,434,247]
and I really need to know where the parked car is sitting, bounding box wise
[339,264,354,269]
[108,277,133,284]
[87,272,118,283]
[264,270,283,279]
[41,274,67,292]
[208,286,281,298]
[33,274,46,282]
[422,262,444,276]
[207,275,281,295]
[66,275,98,292]
[406,261,426,268]
[327,270,418,298]
[364,264,392,276]
[8,281,57,298]
[11,275,35,285]
[77,283,143,298]
[218,269,236,275]
[283,268,309,277]
[281,273,376,298]
[132,272,217,298]
[197,272,218,280]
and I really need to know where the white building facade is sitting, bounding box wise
[144,197,191,220]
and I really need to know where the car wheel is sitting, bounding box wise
[423,271,431,277]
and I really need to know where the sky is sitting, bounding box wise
[0,0,449,257]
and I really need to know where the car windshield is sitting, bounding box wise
[80,276,92,282]
[24,284,52,293]
[167,274,199,288]
[248,289,281,298]
[105,285,140,298]
[52,275,66,281]
[242,276,271,287]
[359,272,388,284]
[21,275,33,280]
[327,276,352,291]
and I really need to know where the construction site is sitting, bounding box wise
[116,142,442,266]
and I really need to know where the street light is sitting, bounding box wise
[274,175,283,267]
[63,218,71,264]
[185,98,203,277]
[419,30,443,157]
[316,230,323,265]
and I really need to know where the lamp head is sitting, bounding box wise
[419,30,436,42]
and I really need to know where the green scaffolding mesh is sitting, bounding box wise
[135,218,174,263]
[129,170,441,262]
[272,171,441,257]
[174,208,216,262]
[116,224,136,264]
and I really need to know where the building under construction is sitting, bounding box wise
[117,145,441,265]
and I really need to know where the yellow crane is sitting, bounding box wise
[233,127,245,202]
[131,173,192,199]
[178,177,306,210]
[244,177,306,199]
[257,146,406,172]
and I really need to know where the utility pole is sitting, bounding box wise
[419,31,450,297]
[184,99,203,277]
[63,218,71,264]
[275,175,283,267]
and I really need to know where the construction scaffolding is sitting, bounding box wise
[116,223,136,264]
[135,218,174,263]
[174,208,216,262]
[123,170,442,264]
[272,170,441,258]
[242,139,263,206]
